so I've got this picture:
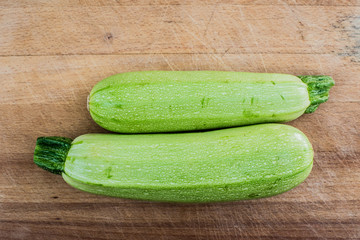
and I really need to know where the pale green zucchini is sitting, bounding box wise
[88,71,334,133]
[34,124,313,203]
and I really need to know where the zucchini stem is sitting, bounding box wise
[298,75,335,113]
[34,137,72,174]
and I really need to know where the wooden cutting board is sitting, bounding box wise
[1,1,359,239]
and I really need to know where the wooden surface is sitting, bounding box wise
[1,0,359,239]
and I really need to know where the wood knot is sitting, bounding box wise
[104,33,113,41]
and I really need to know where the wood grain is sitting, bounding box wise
[0,5,359,58]
[1,0,359,7]
[0,1,359,239]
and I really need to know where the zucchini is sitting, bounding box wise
[88,71,334,133]
[34,124,313,203]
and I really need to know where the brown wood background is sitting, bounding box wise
[1,0,359,239]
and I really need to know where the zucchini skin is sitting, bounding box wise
[62,124,313,203]
[89,71,312,133]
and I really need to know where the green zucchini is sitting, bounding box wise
[88,71,334,133]
[34,124,313,203]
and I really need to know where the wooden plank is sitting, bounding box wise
[1,101,358,153]
[0,6,359,56]
[1,0,359,7]
[1,53,358,105]
[0,202,359,239]
[1,150,359,240]
[1,221,358,240]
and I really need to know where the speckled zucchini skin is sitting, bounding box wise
[60,124,313,203]
[88,71,333,133]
